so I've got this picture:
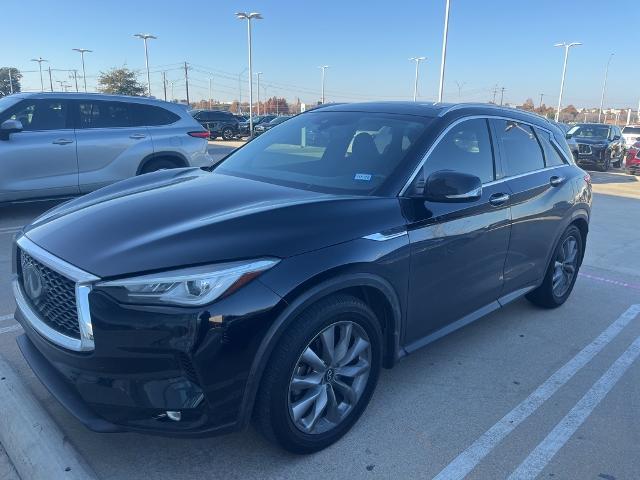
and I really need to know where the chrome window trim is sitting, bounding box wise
[363,230,408,241]
[399,114,570,196]
[14,235,99,352]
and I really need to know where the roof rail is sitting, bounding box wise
[437,102,550,123]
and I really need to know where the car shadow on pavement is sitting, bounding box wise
[588,170,638,185]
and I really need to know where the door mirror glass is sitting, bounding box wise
[565,132,572,139]
[424,170,482,203]
[0,119,23,140]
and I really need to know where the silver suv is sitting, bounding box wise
[0,93,212,202]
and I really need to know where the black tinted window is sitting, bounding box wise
[7,100,67,131]
[133,104,180,126]
[422,118,495,183]
[535,128,566,167]
[78,101,132,129]
[493,120,545,176]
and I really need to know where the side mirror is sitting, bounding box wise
[0,119,23,140]
[565,133,572,139]
[424,170,482,203]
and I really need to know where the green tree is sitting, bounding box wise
[0,67,22,97]
[98,67,145,96]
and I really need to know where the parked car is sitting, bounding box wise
[12,102,591,454]
[621,125,640,147]
[253,115,293,135]
[0,93,212,203]
[624,140,640,175]
[238,114,277,135]
[553,121,578,159]
[189,109,239,140]
[566,123,625,171]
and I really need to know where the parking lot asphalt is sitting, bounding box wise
[0,168,639,480]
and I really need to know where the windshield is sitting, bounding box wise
[622,126,640,135]
[216,111,431,195]
[0,95,21,114]
[567,124,609,139]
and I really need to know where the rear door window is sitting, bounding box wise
[78,101,132,129]
[492,120,545,176]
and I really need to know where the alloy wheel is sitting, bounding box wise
[287,321,371,435]
[552,235,579,297]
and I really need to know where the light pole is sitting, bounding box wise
[133,33,157,96]
[30,57,48,91]
[553,42,581,122]
[255,72,262,115]
[409,57,426,102]
[455,80,466,101]
[209,77,213,109]
[598,53,614,123]
[318,65,330,104]
[236,12,263,137]
[72,48,92,92]
[437,0,451,102]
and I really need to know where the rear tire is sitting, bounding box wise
[139,158,179,174]
[526,225,583,309]
[255,294,382,454]
[221,127,234,141]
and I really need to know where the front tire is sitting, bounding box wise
[221,127,234,141]
[526,225,583,308]
[255,294,382,454]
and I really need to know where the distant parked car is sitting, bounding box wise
[566,123,625,171]
[190,109,239,140]
[253,115,293,135]
[625,140,640,175]
[621,125,640,147]
[0,93,212,203]
[553,121,578,159]
[239,114,277,135]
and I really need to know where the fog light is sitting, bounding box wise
[166,411,182,422]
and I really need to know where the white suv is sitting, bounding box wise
[0,93,212,202]
[621,125,640,148]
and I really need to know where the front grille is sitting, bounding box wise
[19,250,80,339]
[578,144,592,155]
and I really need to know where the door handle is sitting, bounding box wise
[52,138,73,145]
[129,133,146,139]
[550,175,565,187]
[489,193,510,206]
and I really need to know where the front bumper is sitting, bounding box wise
[13,239,284,437]
[575,147,607,167]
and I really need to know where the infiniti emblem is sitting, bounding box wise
[325,368,335,383]
[23,264,44,301]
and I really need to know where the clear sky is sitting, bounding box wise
[3,0,638,109]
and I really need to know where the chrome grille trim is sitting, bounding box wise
[14,235,99,352]
[578,144,592,155]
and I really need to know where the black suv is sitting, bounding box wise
[190,109,239,140]
[566,123,625,171]
[12,102,591,453]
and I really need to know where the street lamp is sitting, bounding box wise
[30,57,48,91]
[133,33,157,96]
[236,12,263,137]
[72,48,92,92]
[437,0,451,102]
[553,41,581,122]
[409,57,426,102]
[255,72,263,115]
[318,65,330,104]
[598,53,614,123]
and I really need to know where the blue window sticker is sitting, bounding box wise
[354,173,372,181]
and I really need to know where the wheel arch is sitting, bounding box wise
[136,151,189,175]
[238,272,402,430]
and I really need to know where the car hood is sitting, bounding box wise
[24,168,402,278]
[573,137,609,146]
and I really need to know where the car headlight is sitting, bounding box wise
[97,259,279,306]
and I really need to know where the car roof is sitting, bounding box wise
[11,91,182,109]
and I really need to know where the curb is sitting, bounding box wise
[0,355,98,480]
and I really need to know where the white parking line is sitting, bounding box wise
[432,304,640,480]
[508,334,640,480]
[0,325,21,335]
[0,314,14,323]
